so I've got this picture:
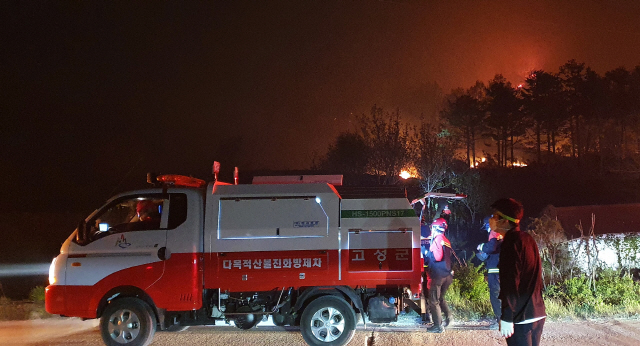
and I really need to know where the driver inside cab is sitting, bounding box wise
[130,199,161,230]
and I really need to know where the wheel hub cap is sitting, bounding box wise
[107,308,141,343]
[310,307,345,342]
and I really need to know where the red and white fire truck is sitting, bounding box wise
[46,169,423,346]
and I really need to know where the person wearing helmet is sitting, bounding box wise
[490,198,545,346]
[424,217,453,333]
[440,204,451,222]
[133,199,161,230]
[477,216,503,329]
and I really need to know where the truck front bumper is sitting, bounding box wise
[45,285,65,315]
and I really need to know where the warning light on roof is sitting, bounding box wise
[156,175,206,188]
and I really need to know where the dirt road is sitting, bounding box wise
[1,318,639,346]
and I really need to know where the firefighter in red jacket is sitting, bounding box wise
[424,218,453,333]
[130,199,161,231]
[491,198,546,346]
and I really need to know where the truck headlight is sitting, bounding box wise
[49,257,57,285]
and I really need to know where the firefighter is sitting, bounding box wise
[477,216,503,328]
[133,199,161,230]
[425,218,453,333]
[491,198,546,346]
[420,216,432,323]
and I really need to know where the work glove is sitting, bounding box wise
[499,320,514,338]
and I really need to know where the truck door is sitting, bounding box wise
[144,192,204,311]
[64,194,169,314]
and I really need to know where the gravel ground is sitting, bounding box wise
[1,316,639,346]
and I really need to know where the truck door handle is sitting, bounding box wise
[158,247,171,261]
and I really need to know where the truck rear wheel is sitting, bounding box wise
[100,298,156,346]
[300,296,356,346]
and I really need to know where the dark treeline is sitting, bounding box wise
[443,60,640,171]
[315,59,640,207]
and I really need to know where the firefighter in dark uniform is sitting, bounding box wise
[425,218,453,333]
[420,216,432,323]
[477,217,503,328]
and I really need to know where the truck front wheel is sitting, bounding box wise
[300,296,356,346]
[100,297,156,346]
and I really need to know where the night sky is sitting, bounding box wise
[2,0,640,213]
